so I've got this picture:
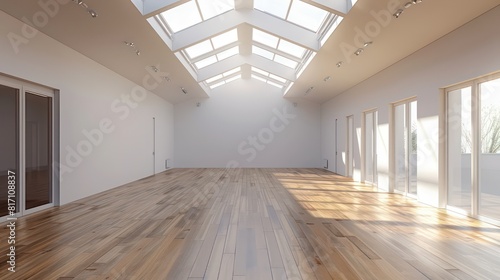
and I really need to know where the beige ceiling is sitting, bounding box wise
[1,0,498,104]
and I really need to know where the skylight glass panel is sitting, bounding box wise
[225,75,241,83]
[252,74,267,83]
[160,0,202,33]
[267,81,284,88]
[288,0,328,32]
[197,0,234,20]
[274,55,298,68]
[185,40,213,59]
[216,46,239,60]
[206,74,223,84]
[224,67,240,76]
[210,81,226,89]
[211,29,238,49]
[269,74,287,83]
[195,55,218,69]
[277,40,306,58]
[253,29,279,48]
[252,67,269,76]
[253,46,274,60]
[254,0,291,19]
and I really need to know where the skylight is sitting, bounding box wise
[197,0,234,20]
[160,1,201,33]
[253,29,306,60]
[205,67,242,89]
[160,0,235,33]
[251,67,287,89]
[254,0,329,32]
[209,74,241,90]
[185,29,238,59]
[287,1,328,32]
[145,0,349,93]
[254,0,290,19]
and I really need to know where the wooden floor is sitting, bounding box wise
[1,168,500,279]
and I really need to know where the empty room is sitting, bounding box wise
[1,0,500,279]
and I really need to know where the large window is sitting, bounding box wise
[393,99,417,197]
[447,73,500,223]
[364,110,378,186]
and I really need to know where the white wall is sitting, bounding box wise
[175,79,321,168]
[0,11,174,205]
[321,6,500,207]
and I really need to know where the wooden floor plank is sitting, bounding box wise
[1,168,500,280]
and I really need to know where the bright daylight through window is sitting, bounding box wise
[148,0,346,94]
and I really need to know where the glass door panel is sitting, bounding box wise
[25,93,52,210]
[479,78,500,220]
[394,104,406,193]
[0,85,20,217]
[447,86,472,211]
[409,101,418,196]
[364,111,377,185]
[346,115,354,178]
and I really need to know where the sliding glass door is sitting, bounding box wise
[25,93,52,210]
[0,84,20,217]
[346,115,354,178]
[478,78,500,221]
[394,99,417,197]
[0,77,54,220]
[364,110,378,186]
[447,73,500,223]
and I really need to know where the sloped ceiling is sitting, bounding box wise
[0,0,498,104]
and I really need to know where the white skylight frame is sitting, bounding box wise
[253,29,306,59]
[204,67,243,89]
[144,0,348,93]
[251,66,288,89]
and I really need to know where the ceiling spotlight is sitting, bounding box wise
[88,9,98,18]
[393,9,404,18]
[124,41,134,47]
[305,86,314,95]
[404,2,412,8]
[72,0,98,19]
[151,66,159,72]
[363,41,373,47]
[135,50,141,56]
[354,48,364,56]
[323,76,331,82]
[181,87,188,94]
[412,0,422,3]
[162,76,171,82]
[336,61,343,68]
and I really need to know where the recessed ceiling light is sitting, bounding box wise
[151,66,159,72]
[336,61,343,68]
[323,76,331,82]
[305,86,314,95]
[181,87,188,94]
[354,48,364,56]
[404,2,412,8]
[363,41,373,47]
